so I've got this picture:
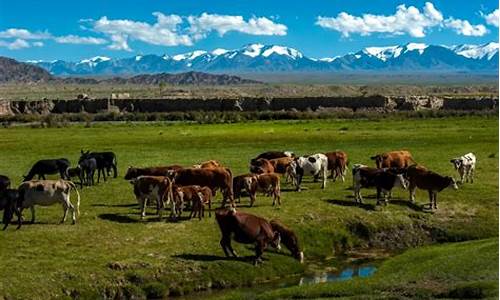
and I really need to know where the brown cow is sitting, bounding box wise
[370,150,416,169]
[249,158,274,174]
[269,157,294,174]
[270,219,304,262]
[173,185,202,217]
[193,160,222,169]
[170,167,234,207]
[324,151,348,182]
[406,165,458,209]
[129,176,175,220]
[216,208,303,264]
[252,151,295,161]
[233,173,254,203]
[244,173,281,207]
[190,186,213,219]
[124,165,183,180]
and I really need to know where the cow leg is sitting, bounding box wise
[30,206,35,223]
[112,164,118,178]
[254,239,266,265]
[249,192,256,207]
[102,169,107,182]
[321,168,327,189]
[220,236,237,257]
[409,185,417,203]
[433,192,438,210]
[97,170,101,183]
[428,190,434,209]
[470,167,474,183]
[140,197,147,220]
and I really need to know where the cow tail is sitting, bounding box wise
[225,168,234,203]
[68,181,81,217]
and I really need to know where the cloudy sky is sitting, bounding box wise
[0,0,498,61]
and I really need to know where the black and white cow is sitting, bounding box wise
[289,154,328,191]
[450,152,476,183]
[352,165,408,205]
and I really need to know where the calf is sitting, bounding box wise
[0,175,11,191]
[18,179,80,226]
[190,186,213,219]
[249,158,274,174]
[0,189,21,230]
[124,165,184,180]
[173,185,203,217]
[170,167,234,207]
[23,158,70,181]
[233,173,254,203]
[450,152,476,183]
[80,150,118,178]
[370,150,416,169]
[129,176,175,220]
[352,165,408,205]
[407,165,458,209]
[244,173,281,206]
[289,154,328,191]
[324,151,348,182]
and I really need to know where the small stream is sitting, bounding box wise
[179,261,379,299]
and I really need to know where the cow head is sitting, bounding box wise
[450,158,463,170]
[124,167,138,180]
[271,231,281,250]
[447,177,459,190]
[370,155,383,168]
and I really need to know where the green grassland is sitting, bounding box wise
[0,116,497,299]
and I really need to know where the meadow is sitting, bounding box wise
[0,116,497,299]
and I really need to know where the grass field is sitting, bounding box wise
[0,116,497,299]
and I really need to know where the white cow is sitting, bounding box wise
[289,153,328,191]
[450,153,476,183]
[18,179,80,225]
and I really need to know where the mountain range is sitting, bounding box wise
[27,42,499,76]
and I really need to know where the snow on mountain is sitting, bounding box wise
[449,42,499,60]
[27,42,498,75]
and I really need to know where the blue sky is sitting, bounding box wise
[0,0,498,61]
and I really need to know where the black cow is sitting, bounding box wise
[80,150,117,178]
[251,151,295,164]
[67,166,84,188]
[0,189,21,230]
[79,157,97,186]
[352,165,408,205]
[0,175,10,191]
[23,159,70,181]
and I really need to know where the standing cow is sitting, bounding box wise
[23,159,71,181]
[129,176,175,220]
[249,158,275,174]
[324,151,348,182]
[370,150,416,169]
[352,165,408,205]
[407,165,458,209]
[244,173,281,206]
[450,152,476,183]
[79,150,118,179]
[124,165,184,180]
[18,179,80,226]
[289,154,328,191]
[0,189,21,230]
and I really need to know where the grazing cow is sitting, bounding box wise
[252,151,295,162]
[79,157,97,186]
[216,208,303,265]
[370,150,416,169]
[407,165,458,209]
[124,165,184,180]
[270,219,304,262]
[80,150,118,178]
[243,173,281,206]
[450,153,476,183]
[129,176,175,220]
[0,175,11,191]
[23,159,71,181]
[249,158,274,174]
[0,189,21,230]
[193,160,221,169]
[170,167,234,207]
[66,166,84,188]
[352,165,408,205]
[18,180,80,226]
[190,186,213,219]
[233,173,254,203]
[289,154,328,191]
[324,151,349,182]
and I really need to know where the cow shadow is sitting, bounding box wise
[173,253,254,263]
[326,199,377,211]
[98,213,190,223]
[389,200,429,213]
[92,203,138,208]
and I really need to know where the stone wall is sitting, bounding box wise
[0,95,497,116]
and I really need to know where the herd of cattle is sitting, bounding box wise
[0,149,476,264]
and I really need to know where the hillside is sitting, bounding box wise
[0,56,54,83]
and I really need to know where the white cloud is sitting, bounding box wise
[0,28,51,40]
[33,41,44,47]
[108,34,131,51]
[484,9,499,27]
[187,13,287,39]
[444,18,488,36]
[54,35,107,44]
[0,38,30,50]
[316,2,443,38]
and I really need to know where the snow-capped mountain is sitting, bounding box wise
[29,42,499,76]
